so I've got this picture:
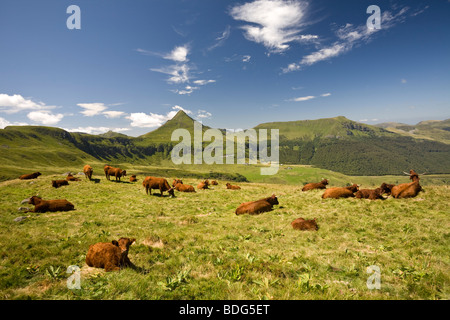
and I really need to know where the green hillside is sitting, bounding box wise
[375,119,450,144]
[1,112,449,180]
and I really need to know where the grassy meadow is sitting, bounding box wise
[0,163,449,300]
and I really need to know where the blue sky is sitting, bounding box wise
[0,0,449,137]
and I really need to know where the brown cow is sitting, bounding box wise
[291,218,319,231]
[106,167,127,182]
[391,170,423,199]
[235,194,279,215]
[174,182,196,193]
[85,237,136,272]
[25,196,74,213]
[172,179,183,187]
[355,188,386,200]
[143,176,175,197]
[52,180,69,188]
[380,183,395,196]
[66,173,81,181]
[83,165,93,180]
[226,183,241,190]
[19,172,41,180]
[322,184,359,199]
[302,179,328,191]
[210,180,218,185]
[197,180,209,190]
[104,165,112,179]
[130,175,137,182]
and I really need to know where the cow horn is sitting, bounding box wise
[403,171,409,175]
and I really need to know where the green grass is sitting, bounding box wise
[0,165,448,300]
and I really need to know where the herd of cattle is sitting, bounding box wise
[16,166,424,272]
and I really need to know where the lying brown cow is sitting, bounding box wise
[130,175,137,182]
[291,218,318,231]
[85,237,136,272]
[380,183,395,196]
[143,176,175,197]
[210,180,218,185]
[19,172,41,180]
[302,179,328,191]
[172,179,183,187]
[52,180,69,188]
[197,180,209,190]
[174,182,196,193]
[322,184,359,199]
[226,183,241,190]
[391,170,423,199]
[66,173,80,181]
[25,195,74,213]
[235,194,279,215]
[355,188,385,200]
[106,167,127,182]
[83,165,93,180]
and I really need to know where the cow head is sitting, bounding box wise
[113,238,136,261]
[268,194,279,205]
[28,195,42,205]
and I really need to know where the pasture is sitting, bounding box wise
[0,164,449,300]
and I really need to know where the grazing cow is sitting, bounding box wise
[391,170,423,199]
[302,179,328,191]
[197,180,209,190]
[85,237,136,272]
[25,196,74,213]
[66,173,81,181]
[52,180,69,188]
[355,188,386,200]
[174,182,196,193]
[322,184,359,199]
[83,165,93,180]
[211,180,218,185]
[291,218,319,231]
[19,172,41,180]
[235,194,279,215]
[143,176,175,197]
[106,167,127,182]
[130,175,137,182]
[380,183,395,196]
[172,179,183,187]
[226,183,241,190]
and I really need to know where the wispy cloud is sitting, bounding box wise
[230,0,316,54]
[77,103,126,119]
[289,92,331,102]
[0,116,28,129]
[151,64,191,84]
[208,26,231,51]
[164,45,189,62]
[64,126,130,135]
[282,6,412,72]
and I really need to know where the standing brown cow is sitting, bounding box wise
[83,165,93,180]
[143,176,175,197]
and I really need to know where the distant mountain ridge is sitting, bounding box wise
[1,111,449,178]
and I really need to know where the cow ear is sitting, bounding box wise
[112,240,119,246]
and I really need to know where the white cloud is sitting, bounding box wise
[291,95,315,102]
[164,45,189,62]
[193,79,216,86]
[172,105,192,114]
[151,64,191,84]
[242,55,251,62]
[78,103,108,117]
[27,111,64,125]
[103,110,126,118]
[0,117,28,128]
[208,26,231,51]
[196,110,212,119]
[283,6,411,72]
[321,93,331,97]
[0,93,57,114]
[126,105,194,128]
[64,126,130,135]
[230,0,310,54]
